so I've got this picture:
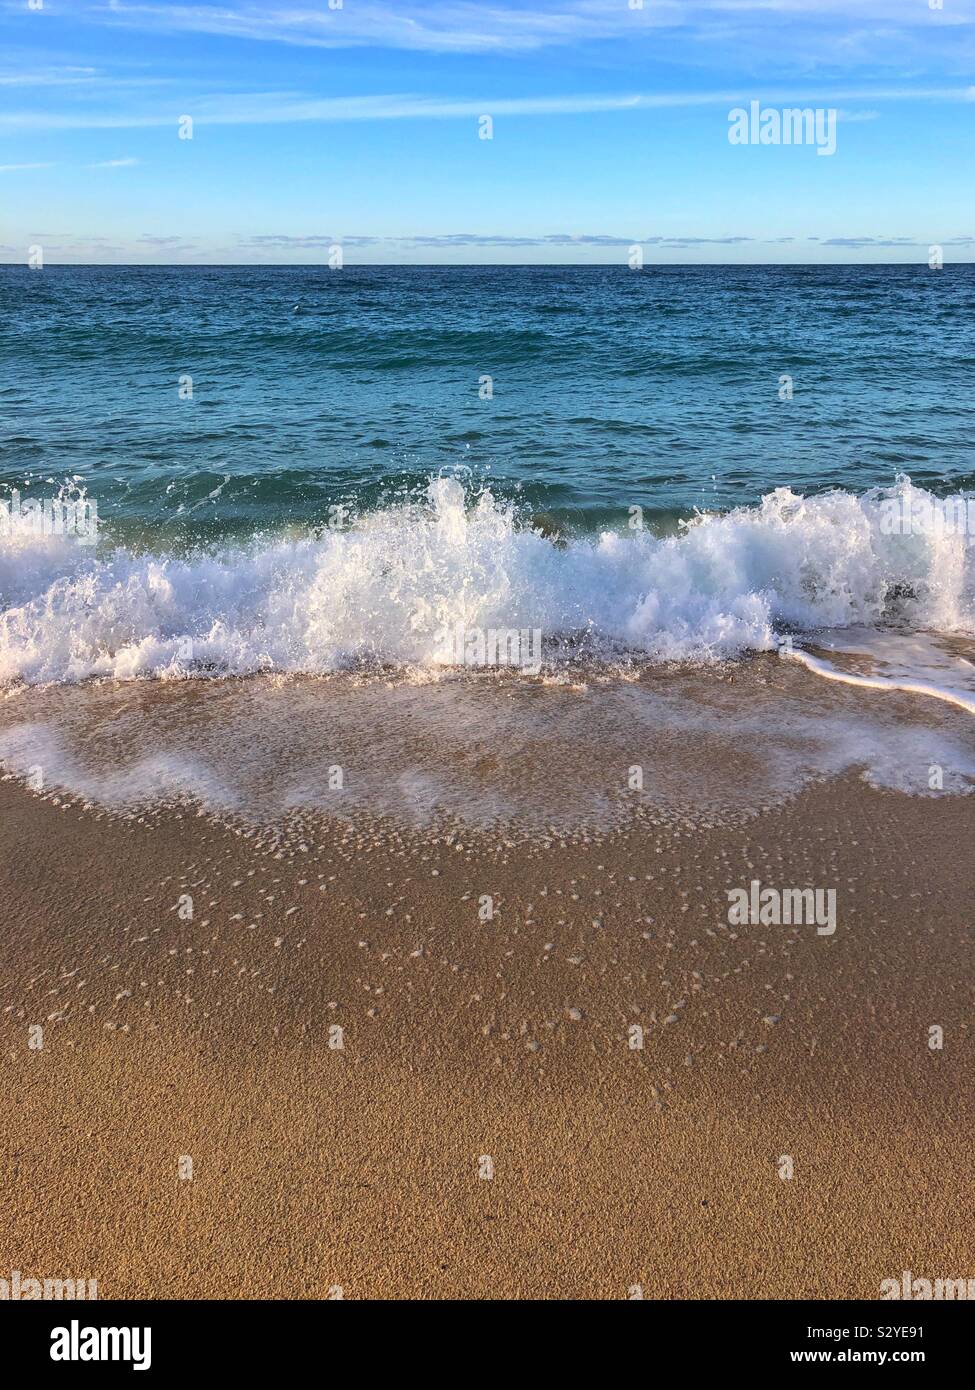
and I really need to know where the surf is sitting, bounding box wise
[0,475,973,691]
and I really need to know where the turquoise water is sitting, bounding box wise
[1,262,975,688]
[2,263,973,544]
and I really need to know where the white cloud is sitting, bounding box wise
[74,2,975,57]
[0,68,99,87]
[0,84,969,132]
[88,156,139,167]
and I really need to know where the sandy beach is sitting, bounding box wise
[2,676,972,1299]
[4,0,975,1333]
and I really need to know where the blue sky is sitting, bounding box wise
[1,0,973,263]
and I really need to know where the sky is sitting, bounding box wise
[0,0,973,263]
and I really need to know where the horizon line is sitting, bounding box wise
[2,260,971,269]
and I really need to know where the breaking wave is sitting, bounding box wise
[1,475,973,686]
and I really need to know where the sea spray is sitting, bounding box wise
[1,476,973,686]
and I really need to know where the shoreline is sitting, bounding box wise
[2,753,973,1299]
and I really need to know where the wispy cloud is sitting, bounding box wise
[15,1,685,55]
[241,232,656,249]
[0,161,55,172]
[237,232,974,251]
[0,66,100,88]
[15,230,974,265]
[88,156,139,167]
[818,234,975,247]
[0,61,173,91]
[0,85,970,133]
[63,1,975,59]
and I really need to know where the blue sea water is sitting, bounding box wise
[1,262,974,690]
[2,263,973,543]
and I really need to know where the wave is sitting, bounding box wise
[1,476,973,685]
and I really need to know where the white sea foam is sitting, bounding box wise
[1,476,973,686]
[785,646,975,715]
[3,674,973,828]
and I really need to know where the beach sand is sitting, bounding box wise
[1,680,973,1299]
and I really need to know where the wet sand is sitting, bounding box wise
[2,731,973,1299]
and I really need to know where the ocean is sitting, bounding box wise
[3,263,975,541]
[1,263,974,823]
